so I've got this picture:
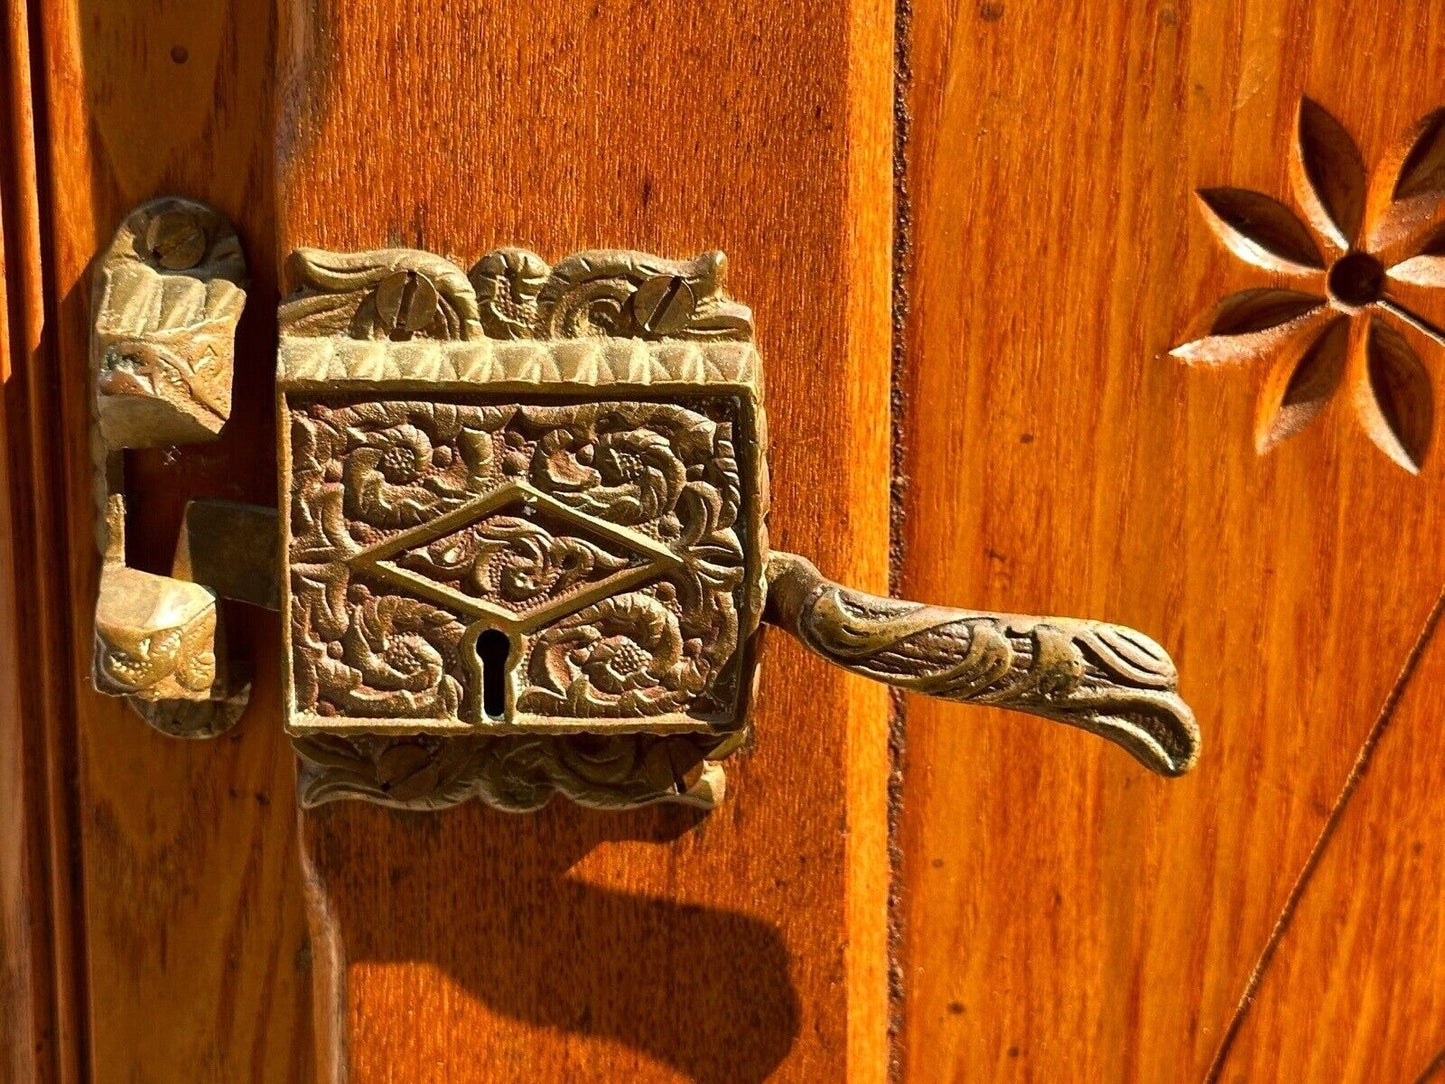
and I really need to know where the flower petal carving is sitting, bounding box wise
[1393,108,1445,202]
[1291,98,1367,251]
[1366,106,1445,260]
[1255,315,1348,452]
[1354,316,1433,473]
[1390,254,1445,287]
[1179,101,1445,473]
[1389,224,1445,287]
[1170,288,1325,365]
[1196,188,1325,273]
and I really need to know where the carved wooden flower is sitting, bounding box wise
[1173,99,1445,472]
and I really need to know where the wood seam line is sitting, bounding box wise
[28,11,93,1074]
[3,2,89,1081]
[296,807,347,1084]
[885,0,913,1075]
[29,3,93,1075]
[0,11,50,1080]
[1203,587,1445,1083]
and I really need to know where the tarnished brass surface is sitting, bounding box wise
[765,553,1198,776]
[175,500,282,611]
[92,198,245,447]
[89,199,256,737]
[277,247,766,809]
[88,208,1198,805]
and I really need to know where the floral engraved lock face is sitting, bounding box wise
[277,248,768,744]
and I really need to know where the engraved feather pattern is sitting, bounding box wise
[764,553,1198,776]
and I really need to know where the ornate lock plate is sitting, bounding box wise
[89,200,1198,814]
[277,248,769,808]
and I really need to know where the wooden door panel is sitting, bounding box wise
[15,0,1445,1079]
[20,0,897,1080]
[898,0,1445,1080]
[278,0,894,1077]
[36,3,314,1080]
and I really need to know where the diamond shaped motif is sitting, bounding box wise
[351,481,681,633]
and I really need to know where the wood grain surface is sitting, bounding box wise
[35,2,315,1080]
[896,0,1445,1080]
[1218,592,1445,1081]
[276,0,894,1079]
[1,3,83,1081]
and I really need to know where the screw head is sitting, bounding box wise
[375,270,439,337]
[632,275,696,336]
[145,210,207,270]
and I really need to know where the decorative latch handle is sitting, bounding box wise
[88,201,1198,808]
[765,554,1195,775]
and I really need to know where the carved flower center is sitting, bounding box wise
[598,638,650,678]
[1327,251,1385,309]
[375,429,433,482]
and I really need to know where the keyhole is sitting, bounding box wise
[476,629,511,718]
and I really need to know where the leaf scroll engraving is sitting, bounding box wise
[282,247,754,343]
[92,199,247,447]
[293,730,740,812]
[469,249,754,341]
[1174,98,1445,473]
[286,399,750,730]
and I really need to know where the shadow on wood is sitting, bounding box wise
[302,800,800,1084]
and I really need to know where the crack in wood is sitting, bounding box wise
[1412,1044,1445,1084]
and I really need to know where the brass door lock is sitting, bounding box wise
[91,199,1199,811]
